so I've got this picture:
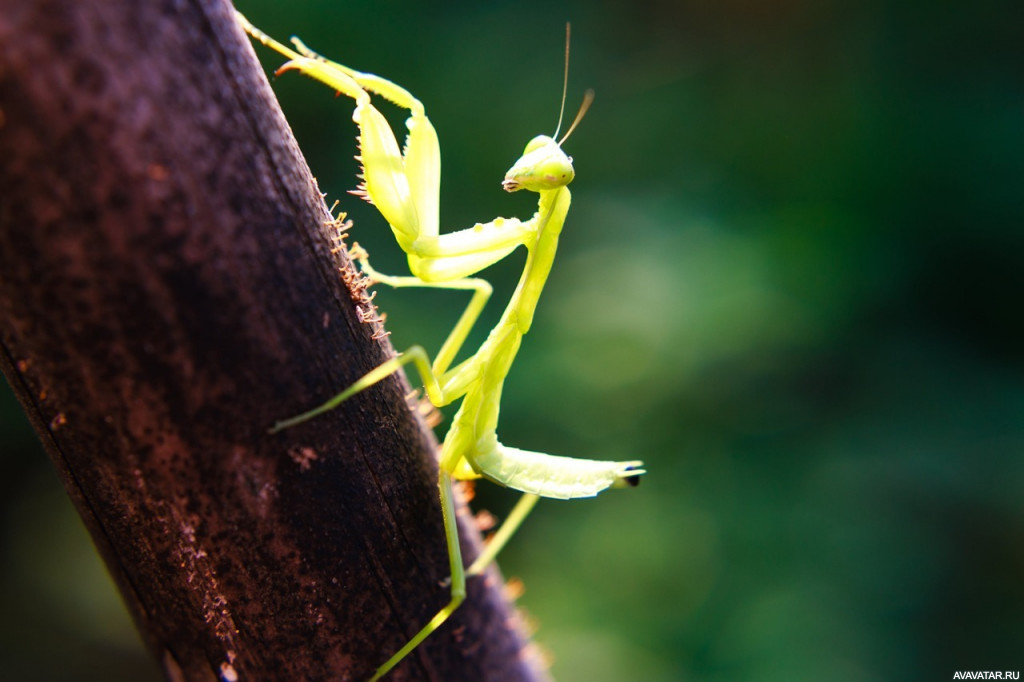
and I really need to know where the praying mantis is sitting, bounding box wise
[238,12,645,680]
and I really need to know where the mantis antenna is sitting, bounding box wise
[552,23,572,140]
[550,23,594,147]
[558,88,595,146]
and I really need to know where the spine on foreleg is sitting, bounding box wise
[473,441,644,500]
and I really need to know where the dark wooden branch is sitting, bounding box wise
[0,1,544,680]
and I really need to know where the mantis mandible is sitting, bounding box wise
[238,13,645,680]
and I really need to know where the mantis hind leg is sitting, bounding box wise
[466,492,540,576]
[370,474,539,677]
[370,471,466,681]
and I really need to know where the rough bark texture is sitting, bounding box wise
[0,1,544,680]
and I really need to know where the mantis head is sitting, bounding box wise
[501,87,593,193]
[502,135,574,193]
[502,24,593,194]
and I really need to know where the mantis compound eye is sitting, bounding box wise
[522,134,554,155]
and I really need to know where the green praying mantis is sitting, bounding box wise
[238,12,645,680]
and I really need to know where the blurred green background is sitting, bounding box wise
[2,0,1022,680]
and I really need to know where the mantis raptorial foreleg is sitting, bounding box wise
[240,12,645,680]
[238,14,534,278]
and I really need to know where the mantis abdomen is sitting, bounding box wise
[473,442,644,499]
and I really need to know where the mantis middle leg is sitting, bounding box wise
[268,252,495,434]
